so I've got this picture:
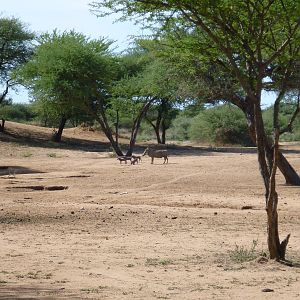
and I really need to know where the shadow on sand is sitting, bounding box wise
[0,166,43,176]
[0,285,80,299]
[1,125,300,156]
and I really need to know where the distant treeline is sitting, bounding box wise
[2,100,300,145]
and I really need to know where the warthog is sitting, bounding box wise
[117,155,142,165]
[142,147,168,164]
[131,155,142,165]
[117,156,132,164]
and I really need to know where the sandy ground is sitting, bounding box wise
[0,122,300,299]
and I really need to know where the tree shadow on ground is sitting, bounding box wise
[0,285,80,299]
[0,128,112,153]
[279,257,300,268]
[0,166,43,176]
[1,125,300,156]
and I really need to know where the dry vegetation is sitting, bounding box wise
[0,121,300,299]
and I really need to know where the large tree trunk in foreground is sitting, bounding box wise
[266,129,291,260]
[277,153,300,185]
[267,189,291,260]
[253,100,290,260]
[0,80,11,104]
[244,105,300,186]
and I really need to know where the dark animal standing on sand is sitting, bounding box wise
[142,147,168,164]
[117,156,132,164]
[117,155,142,165]
[131,157,139,165]
[131,155,142,165]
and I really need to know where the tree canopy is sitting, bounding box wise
[0,16,35,102]
[91,0,300,102]
[17,30,116,141]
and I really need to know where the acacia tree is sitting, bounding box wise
[107,42,182,154]
[145,99,176,144]
[18,32,158,154]
[0,17,34,130]
[116,42,184,146]
[17,31,119,144]
[139,53,181,144]
[91,0,300,260]
[156,29,300,185]
[110,48,159,155]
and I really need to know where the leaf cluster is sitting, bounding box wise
[189,104,251,145]
[0,16,35,85]
[17,30,116,117]
[91,0,300,99]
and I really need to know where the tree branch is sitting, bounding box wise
[280,92,300,135]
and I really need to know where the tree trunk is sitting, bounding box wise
[0,80,11,104]
[266,127,291,260]
[86,97,124,156]
[160,99,169,145]
[146,118,162,144]
[161,117,167,144]
[154,126,162,144]
[277,153,300,185]
[146,98,171,144]
[253,99,290,260]
[243,104,300,186]
[97,110,123,156]
[146,112,162,144]
[0,119,5,132]
[266,189,290,260]
[115,109,119,148]
[52,115,67,142]
[126,97,157,156]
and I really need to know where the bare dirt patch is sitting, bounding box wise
[0,122,300,299]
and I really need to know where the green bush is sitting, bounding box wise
[262,100,300,142]
[0,103,36,122]
[189,104,253,146]
[137,122,156,141]
[168,113,194,141]
[229,239,266,263]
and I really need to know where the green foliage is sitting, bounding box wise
[116,44,151,78]
[137,121,156,141]
[31,98,93,128]
[145,258,173,266]
[47,153,58,158]
[91,0,300,116]
[189,104,252,145]
[22,151,33,158]
[181,103,205,118]
[113,43,182,102]
[0,16,35,101]
[165,103,204,142]
[168,112,194,141]
[0,17,34,82]
[17,30,116,123]
[229,240,266,263]
[263,107,287,137]
[110,40,185,144]
[0,102,36,122]
[263,99,300,141]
